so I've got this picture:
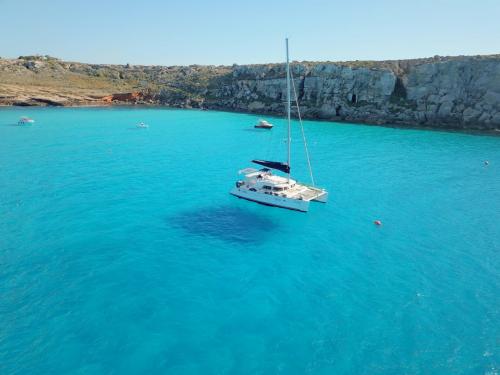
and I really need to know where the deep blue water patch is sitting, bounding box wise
[169,205,278,244]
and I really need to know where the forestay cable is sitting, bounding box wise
[289,68,315,186]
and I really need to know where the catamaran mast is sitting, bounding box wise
[286,38,291,180]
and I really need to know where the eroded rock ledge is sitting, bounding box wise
[1,54,499,130]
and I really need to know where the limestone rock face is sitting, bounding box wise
[203,55,500,130]
[1,54,499,130]
[404,57,500,128]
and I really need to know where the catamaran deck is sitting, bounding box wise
[237,168,327,202]
[284,184,326,201]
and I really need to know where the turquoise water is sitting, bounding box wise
[1,107,499,374]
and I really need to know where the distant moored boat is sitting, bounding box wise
[254,119,273,129]
[18,117,35,125]
[136,122,149,128]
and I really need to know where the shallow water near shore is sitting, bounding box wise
[1,107,499,374]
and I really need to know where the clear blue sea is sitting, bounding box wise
[0,107,499,374]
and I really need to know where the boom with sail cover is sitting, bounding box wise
[252,160,290,174]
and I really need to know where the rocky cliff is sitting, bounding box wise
[1,54,499,130]
[204,55,500,130]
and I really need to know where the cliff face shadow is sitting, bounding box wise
[169,205,278,244]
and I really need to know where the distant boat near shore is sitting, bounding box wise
[254,119,273,129]
[18,117,35,125]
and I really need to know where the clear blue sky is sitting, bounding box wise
[1,0,499,65]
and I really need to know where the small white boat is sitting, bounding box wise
[254,119,273,129]
[18,117,35,125]
[136,122,149,128]
[231,39,328,212]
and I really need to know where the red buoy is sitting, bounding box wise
[374,220,382,226]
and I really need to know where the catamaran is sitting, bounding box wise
[230,39,328,212]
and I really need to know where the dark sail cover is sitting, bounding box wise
[252,160,290,174]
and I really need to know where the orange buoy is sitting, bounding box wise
[374,220,382,226]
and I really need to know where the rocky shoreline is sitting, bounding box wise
[1,54,499,131]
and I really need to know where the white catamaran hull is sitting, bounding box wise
[312,191,328,203]
[230,187,310,212]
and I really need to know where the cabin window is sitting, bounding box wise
[263,185,272,190]
[273,187,284,191]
